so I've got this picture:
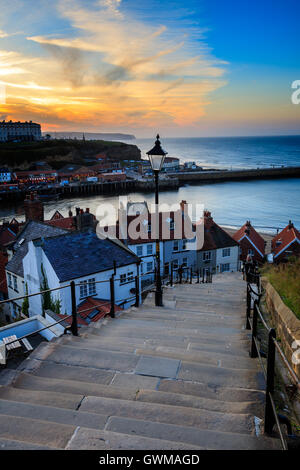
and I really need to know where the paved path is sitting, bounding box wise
[0,272,280,449]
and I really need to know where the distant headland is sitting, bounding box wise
[43,132,136,141]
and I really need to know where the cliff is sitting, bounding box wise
[0,139,141,170]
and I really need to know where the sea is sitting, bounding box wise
[1,135,300,233]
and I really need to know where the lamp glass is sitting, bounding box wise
[148,154,166,172]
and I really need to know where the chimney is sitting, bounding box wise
[24,192,44,222]
[288,220,294,230]
[75,207,96,232]
[180,200,187,213]
[68,209,73,217]
[203,210,212,219]
[86,208,90,213]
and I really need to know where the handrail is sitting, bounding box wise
[246,271,300,449]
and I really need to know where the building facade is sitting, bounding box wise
[0,120,42,142]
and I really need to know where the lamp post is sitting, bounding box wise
[146,134,167,307]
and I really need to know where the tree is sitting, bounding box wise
[40,264,61,316]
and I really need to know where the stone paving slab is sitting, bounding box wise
[135,355,181,379]
[111,373,159,390]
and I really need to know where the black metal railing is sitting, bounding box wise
[246,274,300,450]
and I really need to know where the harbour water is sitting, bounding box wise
[1,136,300,232]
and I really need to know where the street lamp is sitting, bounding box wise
[146,134,168,307]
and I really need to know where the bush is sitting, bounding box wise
[261,257,300,319]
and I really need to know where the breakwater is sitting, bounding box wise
[172,166,300,184]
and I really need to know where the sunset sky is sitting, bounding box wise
[0,0,299,136]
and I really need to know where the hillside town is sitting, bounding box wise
[0,192,299,325]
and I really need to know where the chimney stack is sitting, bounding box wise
[288,220,294,230]
[24,192,44,222]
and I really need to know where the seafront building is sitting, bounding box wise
[196,211,240,275]
[271,221,300,262]
[0,120,42,142]
[233,220,265,264]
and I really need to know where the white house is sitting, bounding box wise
[5,221,69,319]
[23,231,141,318]
[0,168,11,183]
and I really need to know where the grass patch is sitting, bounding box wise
[261,257,300,319]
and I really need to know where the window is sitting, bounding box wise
[80,281,88,298]
[173,240,179,251]
[147,262,153,272]
[127,272,134,282]
[182,258,188,267]
[222,248,231,257]
[136,246,143,257]
[248,249,254,256]
[7,273,12,289]
[221,263,230,272]
[13,275,18,292]
[120,274,127,285]
[203,251,211,261]
[80,278,96,298]
[147,244,153,255]
[88,278,96,296]
[182,239,187,250]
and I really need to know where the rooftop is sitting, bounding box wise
[6,221,68,277]
[38,231,139,282]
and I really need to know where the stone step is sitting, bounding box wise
[158,379,265,403]
[29,342,139,373]
[66,428,203,450]
[89,323,249,343]
[177,361,264,390]
[88,328,251,350]
[105,416,280,450]
[12,372,137,400]
[0,414,76,449]
[133,347,259,370]
[0,386,83,410]
[11,372,259,415]
[0,398,107,430]
[121,310,244,327]
[79,395,255,435]
[110,315,244,329]
[19,357,115,385]
[0,438,58,450]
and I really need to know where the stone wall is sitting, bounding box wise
[262,278,300,378]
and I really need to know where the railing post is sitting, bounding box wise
[170,263,173,287]
[134,275,140,308]
[190,266,193,284]
[265,328,277,434]
[109,276,115,318]
[70,281,78,336]
[246,284,251,330]
[250,299,258,358]
[196,269,200,284]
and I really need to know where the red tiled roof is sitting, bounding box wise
[272,222,300,257]
[46,217,76,230]
[0,227,17,247]
[233,221,265,255]
[50,210,64,220]
[77,297,121,324]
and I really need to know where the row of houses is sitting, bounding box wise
[1,196,299,324]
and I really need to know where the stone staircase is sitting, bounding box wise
[0,272,281,450]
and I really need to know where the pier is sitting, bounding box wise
[171,165,300,184]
